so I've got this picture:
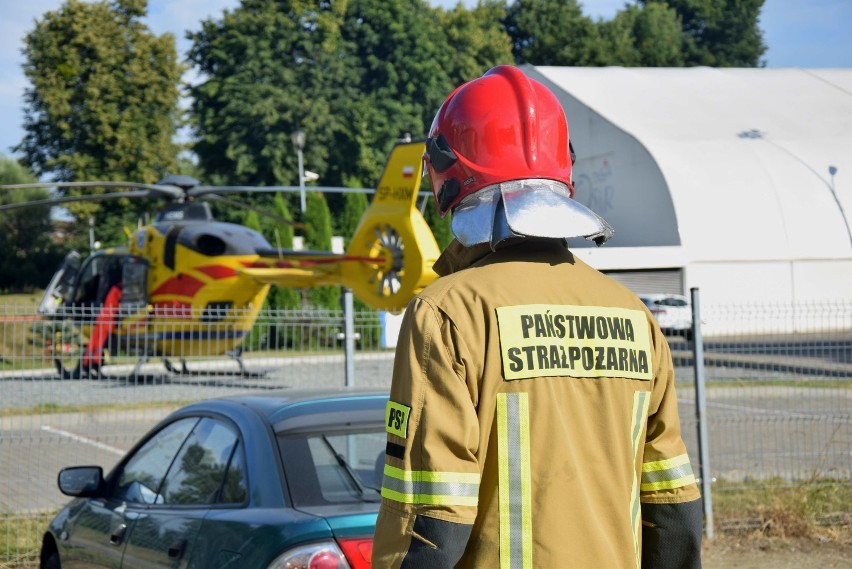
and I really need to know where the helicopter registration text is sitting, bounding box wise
[376,186,414,202]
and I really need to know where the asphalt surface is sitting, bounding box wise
[1,338,850,514]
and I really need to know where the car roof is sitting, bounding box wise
[184,388,389,435]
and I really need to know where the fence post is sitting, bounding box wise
[343,288,355,387]
[690,287,714,539]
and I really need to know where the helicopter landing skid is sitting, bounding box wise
[54,355,267,380]
[54,359,101,380]
[161,355,267,379]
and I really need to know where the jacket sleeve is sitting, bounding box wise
[640,325,704,568]
[372,297,480,569]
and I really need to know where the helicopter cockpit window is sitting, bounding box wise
[74,256,125,306]
[55,252,82,301]
[73,257,106,305]
[37,251,83,316]
[121,258,148,305]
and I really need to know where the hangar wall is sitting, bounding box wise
[536,73,682,252]
[523,65,852,321]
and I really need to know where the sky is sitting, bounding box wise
[1,0,851,160]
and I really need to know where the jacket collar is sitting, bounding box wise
[433,238,573,277]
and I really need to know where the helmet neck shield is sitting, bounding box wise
[450,180,614,249]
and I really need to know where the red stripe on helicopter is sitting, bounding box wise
[195,265,238,279]
[151,274,206,298]
[242,256,385,269]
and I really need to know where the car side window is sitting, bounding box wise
[113,417,199,505]
[219,440,248,504]
[159,417,241,506]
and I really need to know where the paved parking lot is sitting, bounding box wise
[1,344,850,513]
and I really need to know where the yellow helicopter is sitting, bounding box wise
[0,140,440,378]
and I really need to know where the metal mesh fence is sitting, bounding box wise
[1,300,850,564]
[671,300,852,532]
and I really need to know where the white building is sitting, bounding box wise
[525,66,852,315]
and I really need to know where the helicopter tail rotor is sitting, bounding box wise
[341,141,441,313]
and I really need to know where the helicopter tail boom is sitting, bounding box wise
[238,141,440,313]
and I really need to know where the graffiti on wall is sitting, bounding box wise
[573,153,615,216]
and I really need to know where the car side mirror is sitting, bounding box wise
[58,466,104,497]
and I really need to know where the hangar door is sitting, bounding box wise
[603,269,684,296]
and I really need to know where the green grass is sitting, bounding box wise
[3,479,851,567]
[705,378,852,389]
[0,400,188,418]
[0,293,43,309]
[0,511,53,568]
[713,478,852,536]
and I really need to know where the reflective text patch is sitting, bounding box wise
[496,304,653,381]
[385,401,411,438]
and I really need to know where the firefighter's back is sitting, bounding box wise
[423,241,660,568]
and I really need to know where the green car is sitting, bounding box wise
[41,389,387,568]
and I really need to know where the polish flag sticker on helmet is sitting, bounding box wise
[402,166,414,178]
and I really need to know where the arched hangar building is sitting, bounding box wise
[524,66,852,316]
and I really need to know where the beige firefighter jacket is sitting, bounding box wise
[373,239,701,568]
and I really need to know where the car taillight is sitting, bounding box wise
[337,538,373,569]
[266,541,352,569]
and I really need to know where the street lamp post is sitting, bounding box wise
[88,217,95,254]
[827,165,852,248]
[292,130,306,213]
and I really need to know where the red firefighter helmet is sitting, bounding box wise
[425,65,575,216]
[425,65,613,247]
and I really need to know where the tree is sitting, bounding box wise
[264,193,301,311]
[339,191,369,249]
[304,191,339,309]
[17,0,182,182]
[189,0,495,214]
[435,1,514,87]
[242,210,262,232]
[188,0,352,187]
[0,157,64,292]
[15,0,183,244]
[422,196,453,251]
[504,0,602,65]
[332,0,454,187]
[598,2,685,66]
[643,0,766,66]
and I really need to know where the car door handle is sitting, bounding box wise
[109,523,127,546]
[168,539,187,560]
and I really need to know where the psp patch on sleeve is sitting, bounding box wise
[385,401,411,439]
[496,304,653,381]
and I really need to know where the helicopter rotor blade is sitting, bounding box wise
[187,185,364,197]
[0,189,165,212]
[200,194,304,227]
[0,181,185,200]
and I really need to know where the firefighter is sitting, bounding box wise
[372,65,703,568]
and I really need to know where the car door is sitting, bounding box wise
[60,418,198,569]
[120,416,242,569]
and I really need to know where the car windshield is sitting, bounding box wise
[278,429,385,507]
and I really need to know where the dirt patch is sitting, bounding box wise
[703,527,852,569]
